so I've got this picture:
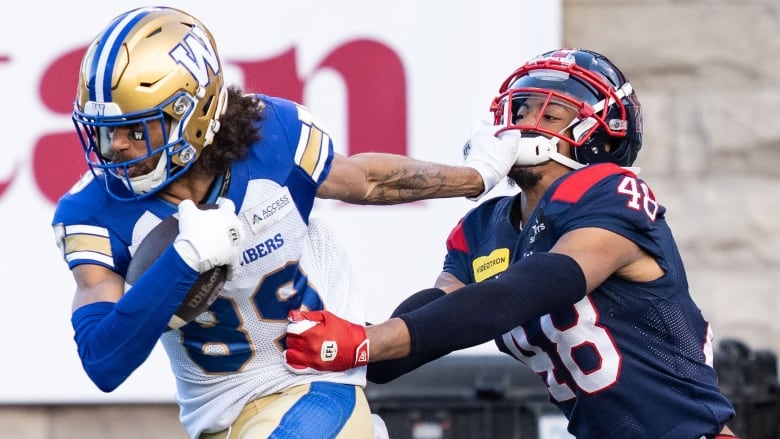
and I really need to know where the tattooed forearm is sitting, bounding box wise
[361,161,483,204]
[319,152,485,205]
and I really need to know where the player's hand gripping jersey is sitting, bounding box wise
[443,163,735,438]
[53,96,366,438]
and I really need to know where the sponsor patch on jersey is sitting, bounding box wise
[244,187,295,234]
[472,248,510,282]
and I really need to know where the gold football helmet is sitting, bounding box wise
[73,6,227,200]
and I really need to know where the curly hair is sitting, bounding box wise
[192,86,263,175]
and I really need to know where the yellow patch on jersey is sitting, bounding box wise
[472,248,510,282]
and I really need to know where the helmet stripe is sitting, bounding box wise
[90,8,153,102]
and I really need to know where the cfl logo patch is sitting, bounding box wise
[321,341,338,362]
[228,226,241,245]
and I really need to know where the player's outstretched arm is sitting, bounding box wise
[284,252,587,373]
[317,120,519,204]
[366,287,448,383]
[284,310,411,374]
[284,310,371,373]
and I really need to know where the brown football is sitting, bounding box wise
[125,208,227,330]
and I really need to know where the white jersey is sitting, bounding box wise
[163,214,366,437]
[53,95,366,438]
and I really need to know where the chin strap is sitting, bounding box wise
[515,134,639,173]
[549,148,586,170]
[515,134,585,170]
[127,152,170,195]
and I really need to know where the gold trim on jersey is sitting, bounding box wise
[58,224,113,266]
[294,104,329,182]
[294,123,329,182]
[472,248,510,282]
[300,126,323,174]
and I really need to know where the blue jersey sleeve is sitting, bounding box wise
[256,95,335,187]
[52,174,135,274]
[442,196,519,284]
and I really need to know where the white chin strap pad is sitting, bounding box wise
[515,135,557,166]
[515,134,585,170]
[127,153,169,195]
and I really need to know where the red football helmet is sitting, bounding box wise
[491,48,642,168]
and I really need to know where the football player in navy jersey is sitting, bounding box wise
[51,6,521,439]
[285,48,741,439]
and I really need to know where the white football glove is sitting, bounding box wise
[173,197,244,273]
[463,117,521,201]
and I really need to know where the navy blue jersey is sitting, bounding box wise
[443,163,734,438]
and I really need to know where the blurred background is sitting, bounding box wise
[0,0,777,438]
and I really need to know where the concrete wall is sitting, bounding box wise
[563,0,780,356]
[4,1,777,438]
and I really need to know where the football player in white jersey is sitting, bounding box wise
[52,6,519,439]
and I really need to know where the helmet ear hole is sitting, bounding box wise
[573,131,611,165]
[202,95,215,116]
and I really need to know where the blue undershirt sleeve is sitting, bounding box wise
[71,245,199,392]
[398,252,587,358]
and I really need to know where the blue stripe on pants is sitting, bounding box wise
[270,382,357,438]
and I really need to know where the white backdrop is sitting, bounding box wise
[0,1,560,402]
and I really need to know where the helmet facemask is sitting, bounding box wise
[73,92,199,198]
[490,49,642,169]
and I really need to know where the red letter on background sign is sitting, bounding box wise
[318,40,407,156]
[234,49,306,103]
[33,48,87,204]
[234,40,407,156]
[0,56,18,199]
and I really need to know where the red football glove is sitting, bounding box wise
[284,310,369,374]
